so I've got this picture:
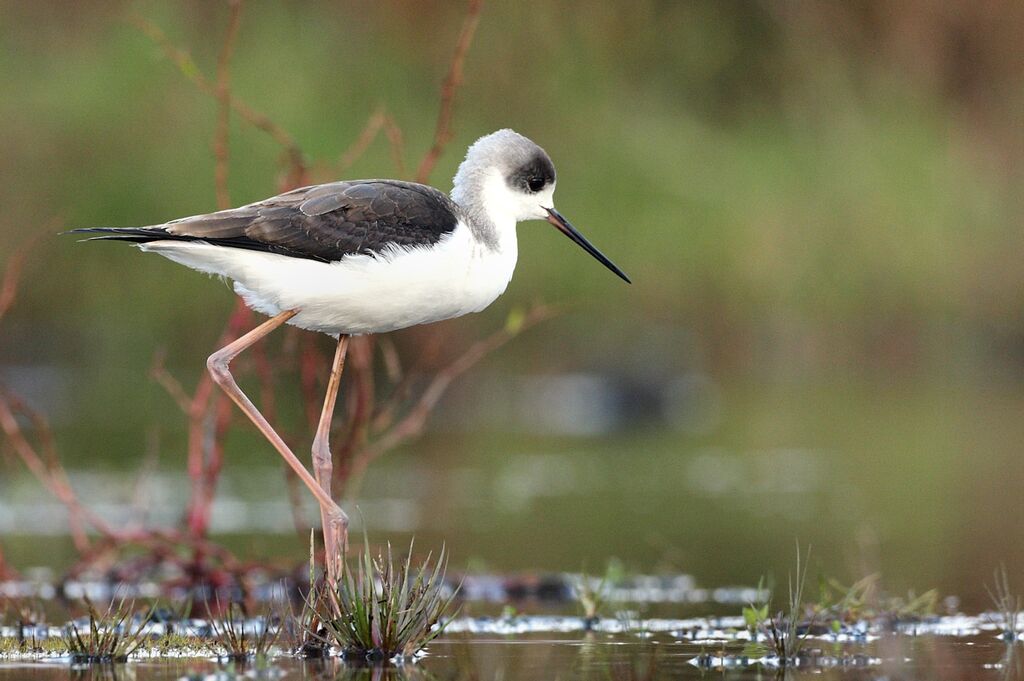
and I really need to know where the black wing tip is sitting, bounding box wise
[64,227,169,243]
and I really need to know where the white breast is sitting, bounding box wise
[139,221,518,335]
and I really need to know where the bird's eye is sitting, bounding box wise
[526,176,545,192]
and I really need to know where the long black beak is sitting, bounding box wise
[544,207,631,284]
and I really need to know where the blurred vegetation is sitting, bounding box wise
[1,0,1020,374]
[0,1,1022,603]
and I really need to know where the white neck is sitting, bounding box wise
[451,169,519,253]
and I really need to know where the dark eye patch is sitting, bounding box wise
[508,152,556,193]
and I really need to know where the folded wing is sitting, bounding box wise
[73,180,461,263]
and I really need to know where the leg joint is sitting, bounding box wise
[206,351,230,383]
[312,435,333,469]
[327,507,349,531]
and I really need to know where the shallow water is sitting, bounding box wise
[5,377,1024,680]
[2,614,1023,680]
[0,633,1017,680]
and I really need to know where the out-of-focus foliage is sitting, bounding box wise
[1,1,1023,606]
[1,1,1020,376]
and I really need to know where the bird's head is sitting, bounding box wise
[454,129,630,283]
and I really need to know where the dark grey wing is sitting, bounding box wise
[72,180,461,263]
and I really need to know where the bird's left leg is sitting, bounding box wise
[311,334,351,570]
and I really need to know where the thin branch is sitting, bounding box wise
[128,11,307,182]
[0,223,54,326]
[334,106,407,180]
[126,428,162,531]
[337,106,387,174]
[214,0,245,209]
[0,245,30,325]
[378,336,403,384]
[342,304,555,496]
[415,0,484,183]
[150,349,193,413]
[0,391,111,547]
[382,114,407,178]
[371,327,446,433]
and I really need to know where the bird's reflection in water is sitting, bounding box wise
[298,658,437,681]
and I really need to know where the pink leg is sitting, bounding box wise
[311,334,350,575]
[206,310,349,584]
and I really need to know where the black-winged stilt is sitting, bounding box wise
[73,129,630,579]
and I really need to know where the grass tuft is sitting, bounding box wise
[311,537,459,661]
[63,597,149,664]
[749,545,818,666]
[206,600,280,662]
[572,569,610,629]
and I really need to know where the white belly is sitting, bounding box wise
[139,223,518,335]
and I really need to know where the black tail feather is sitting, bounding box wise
[67,227,173,243]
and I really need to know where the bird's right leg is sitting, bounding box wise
[206,309,348,585]
[311,333,351,581]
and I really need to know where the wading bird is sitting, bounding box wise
[75,129,630,581]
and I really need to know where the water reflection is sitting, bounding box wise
[68,664,123,681]
[297,659,434,681]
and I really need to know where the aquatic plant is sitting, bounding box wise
[742,576,770,639]
[315,538,459,661]
[986,565,1022,642]
[63,598,149,664]
[814,573,938,630]
[1,596,50,654]
[761,546,817,665]
[816,573,878,625]
[206,600,281,662]
[572,567,612,628]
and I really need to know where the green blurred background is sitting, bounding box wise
[1,1,1023,609]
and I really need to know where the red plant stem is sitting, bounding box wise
[183,300,251,537]
[214,0,244,210]
[0,544,16,580]
[65,528,242,581]
[184,374,216,532]
[0,393,109,548]
[191,386,234,543]
[299,333,327,431]
[178,0,241,551]
[125,429,161,531]
[415,0,484,183]
[0,243,32,324]
[333,336,375,488]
